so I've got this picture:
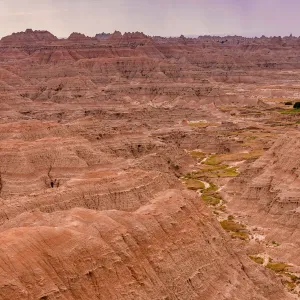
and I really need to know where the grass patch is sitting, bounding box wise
[266,262,289,273]
[220,167,239,177]
[220,219,249,240]
[202,194,221,206]
[183,172,222,207]
[249,255,264,264]
[280,108,300,114]
[220,219,246,232]
[204,151,263,165]
[183,179,205,190]
[189,150,206,161]
[191,164,239,178]
[231,231,249,240]
[205,182,218,192]
[204,154,219,165]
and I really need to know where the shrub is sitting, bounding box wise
[293,102,300,109]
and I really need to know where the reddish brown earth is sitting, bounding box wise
[0,29,299,299]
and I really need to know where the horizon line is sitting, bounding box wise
[0,28,297,40]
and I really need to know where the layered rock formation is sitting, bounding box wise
[67,32,96,42]
[0,28,299,299]
[95,32,111,40]
[224,133,300,265]
[0,190,293,300]
[1,29,58,44]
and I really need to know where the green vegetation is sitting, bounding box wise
[271,241,280,247]
[183,179,205,190]
[284,281,297,290]
[280,108,300,114]
[205,151,263,165]
[205,154,219,165]
[278,269,299,291]
[220,219,245,232]
[189,150,206,161]
[187,164,239,178]
[231,231,249,240]
[286,273,299,282]
[202,194,221,206]
[182,171,224,208]
[205,182,218,192]
[220,219,249,240]
[266,262,289,273]
[249,256,299,291]
[249,255,264,265]
[294,101,300,109]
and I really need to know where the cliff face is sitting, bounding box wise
[224,133,300,264]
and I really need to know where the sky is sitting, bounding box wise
[0,0,299,38]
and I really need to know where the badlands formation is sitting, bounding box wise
[0,29,299,299]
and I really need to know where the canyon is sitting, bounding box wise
[0,29,299,299]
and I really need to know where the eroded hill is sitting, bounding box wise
[0,29,299,299]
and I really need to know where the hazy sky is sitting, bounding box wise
[0,0,299,38]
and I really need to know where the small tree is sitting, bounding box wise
[294,102,300,109]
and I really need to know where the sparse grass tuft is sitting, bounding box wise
[280,108,300,114]
[271,240,280,247]
[249,255,264,264]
